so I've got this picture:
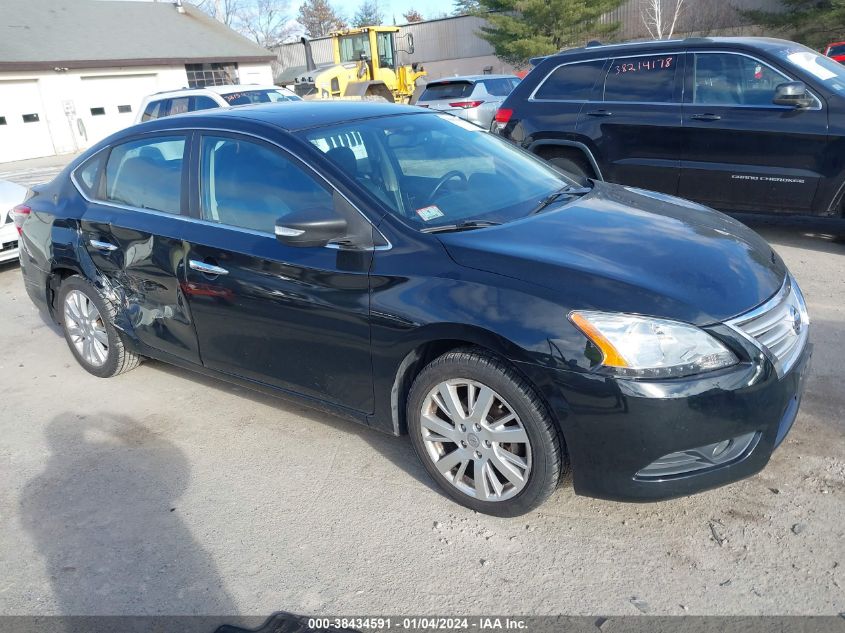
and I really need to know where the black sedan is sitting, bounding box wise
[14,101,811,516]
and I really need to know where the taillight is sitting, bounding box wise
[492,108,513,133]
[12,204,31,236]
[449,100,484,109]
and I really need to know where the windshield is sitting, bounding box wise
[778,45,845,94]
[301,113,577,229]
[221,89,301,106]
[827,44,845,56]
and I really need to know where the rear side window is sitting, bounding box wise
[199,135,335,233]
[168,97,190,116]
[104,137,185,214]
[419,81,475,101]
[534,60,606,100]
[482,78,516,96]
[74,153,106,197]
[603,55,678,102]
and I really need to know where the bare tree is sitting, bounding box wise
[403,8,424,22]
[640,0,685,39]
[236,0,297,47]
[196,0,243,26]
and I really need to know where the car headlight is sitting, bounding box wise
[569,311,739,378]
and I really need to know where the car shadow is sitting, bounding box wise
[19,412,239,616]
[144,359,436,492]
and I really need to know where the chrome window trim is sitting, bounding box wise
[688,50,823,111]
[529,51,684,104]
[70,126,392,252]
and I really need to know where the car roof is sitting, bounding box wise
[543,36,811,62]
[426,74,518,84]
[150,100,427,132]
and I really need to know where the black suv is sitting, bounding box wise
[495,37,845,217]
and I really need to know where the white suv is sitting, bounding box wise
[136,85,301,124]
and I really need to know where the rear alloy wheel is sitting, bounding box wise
[408,348,563,516]
[58,275,140,378]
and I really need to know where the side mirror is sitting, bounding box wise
[773,81,813,108]
[275,207,348,248]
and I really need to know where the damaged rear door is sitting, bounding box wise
[78,133,200,364]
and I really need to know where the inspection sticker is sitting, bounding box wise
[416,205,445,221]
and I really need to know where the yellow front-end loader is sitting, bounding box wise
[294,26,426,103]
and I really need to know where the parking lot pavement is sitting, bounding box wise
[0,218,843,617]
[0,154,79,189]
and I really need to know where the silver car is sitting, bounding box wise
[415,75,520,130]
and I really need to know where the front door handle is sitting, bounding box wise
[691,113,722,121]
[89,239,118,252]
[587,109,612,117]
[189,259,229,276]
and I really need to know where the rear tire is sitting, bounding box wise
[58,275,140,378]
[407,348,563,516]
[542,150,595,182]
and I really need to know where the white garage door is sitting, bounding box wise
[0,80,56,163]
[79,74,158,147]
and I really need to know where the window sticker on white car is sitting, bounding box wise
[416,205,445,221]
[436,114,482,131]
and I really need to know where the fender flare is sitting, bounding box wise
[527,139,604,181]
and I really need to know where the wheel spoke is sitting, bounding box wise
[491,449,526,487]
[420,412,459,443]
[92,339,108,364]
[469,386,496,425]
[65,323,84,339]
[453,458,469,484]
[488,412,516,430]
[434,449,464,475]
[435,383,465,422]
[85,297,99,320]
[92,328,109,346]
[490,426,529,444]
[474,459,490,500]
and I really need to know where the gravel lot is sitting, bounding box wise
[0,210,842,617]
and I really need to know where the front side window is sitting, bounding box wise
[303,113,572,229]
[104,137,185,214]
[534,59,606,101]
[603,54,677,103]
[199,136,335,233]
[339,33,371,63]
[693,53,789,106]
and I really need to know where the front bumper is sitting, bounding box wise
[518,339,812,502]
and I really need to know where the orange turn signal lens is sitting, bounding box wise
[569,312,630,368]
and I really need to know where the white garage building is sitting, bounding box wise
[0,0,275,163]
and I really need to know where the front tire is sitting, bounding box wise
[407,348,563,516]
[58,275,140,378]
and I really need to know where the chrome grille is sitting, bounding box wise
[727,276,809,378]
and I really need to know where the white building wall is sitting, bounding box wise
[0,61,273,164]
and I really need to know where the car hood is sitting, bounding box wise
[438,182,786,325]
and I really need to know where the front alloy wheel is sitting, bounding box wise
[408,348,563,516]
[420,379,531,501]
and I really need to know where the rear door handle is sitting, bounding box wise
[587,109,612,117]
[89,239,118,252]
[691,113,722,121]
[189,259,229,276]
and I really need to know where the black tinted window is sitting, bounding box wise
[482,78,516,96]
[603,55,677,102]
[419,81,474,101]
[693,53,788,106]
[199,136,334,233]
[534,60,606,100]
[104,137,185,214]
[191,96,219,111]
